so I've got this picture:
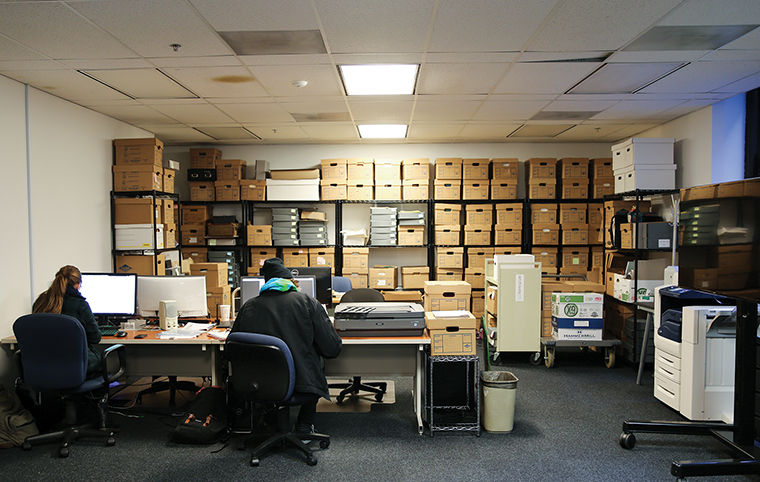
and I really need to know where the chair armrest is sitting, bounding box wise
[101,343,126,383]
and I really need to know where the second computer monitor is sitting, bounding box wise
[79,273,137,320]
[136,276,208,317]
[240,275,317,305]
[286,267,332,305]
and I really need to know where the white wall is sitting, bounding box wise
[0,77,149,382]
[639,106,713,188]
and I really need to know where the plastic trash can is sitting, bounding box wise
[480,371,519,433]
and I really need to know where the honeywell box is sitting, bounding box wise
[190,262,228,288]
[115,253,166,276]
[114,138,163,166]
[423,281,471,312]
[402,266,429,289]
[369,266,398,290]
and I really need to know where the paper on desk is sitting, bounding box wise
[431,310,471,318]
[207,330,229,341]
[158,321,212,339]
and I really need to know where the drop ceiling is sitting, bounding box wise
[0,0,759,145]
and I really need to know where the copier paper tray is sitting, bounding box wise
[334,302,425,336]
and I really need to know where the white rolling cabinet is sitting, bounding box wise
[485,256,541,360]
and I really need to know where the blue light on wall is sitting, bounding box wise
[711,93,746,183]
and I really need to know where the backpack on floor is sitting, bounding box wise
[172,386,229,444]
[0,384,39,448]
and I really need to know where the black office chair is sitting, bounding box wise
[225,332,330,467]
[330,288,387,404]
[13,313,125,457]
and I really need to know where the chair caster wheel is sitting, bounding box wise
[106,436,116,446]
[250,457,260,467]
[306,455,318,466]
[619,432,636,449]
[22,442,31,451]
[374,393,384,402]
[336,395,345,405]
[59,446,70,458]
[319,439,330,449]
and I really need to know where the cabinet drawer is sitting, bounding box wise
[654,374,680,410]
[655,358,680,383]
[655,349,681,371]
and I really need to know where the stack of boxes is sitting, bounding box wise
[462,159,489,201]
[375,159,402,200]
[433,158,462,201]
[425,310,478,356]
[423,280,471,312]
[397,210,426,246]
[320,159,347,200]
[299,210,328,246]
[434,203,461,246]
[180,205,208,264]
[490,158,519,200]
[188,148,222,201]
[342,248,369,288]
[559,202,588,277]
[494,203,522,247]
[215,159,246,201]
[272,207,299,246]
[347,159,374,201]
[540,279,604,338]
[112,138,170,194]
[402,159,430,200]
[531,203,559,257]
[267,168,320,201]
[464,204,492,246]
[527,158,557,200]
[370,207,397,246]
[189,262,230,319]
[591,158,614,199]
[611,137,676,193]
[559,158,589,200]
[436,246,463,281]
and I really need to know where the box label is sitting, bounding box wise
[515,274,524,302]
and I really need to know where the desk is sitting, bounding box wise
[325,335,430,435]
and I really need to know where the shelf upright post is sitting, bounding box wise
[335,200,343,274]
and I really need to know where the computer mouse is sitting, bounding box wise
[116,330,128,338]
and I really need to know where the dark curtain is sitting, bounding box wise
[746,87,760,178]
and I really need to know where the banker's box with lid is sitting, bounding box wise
[423,281,471,312]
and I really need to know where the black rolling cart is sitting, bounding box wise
[424,350,480,436]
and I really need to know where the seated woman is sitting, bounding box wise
[32,265,102,378]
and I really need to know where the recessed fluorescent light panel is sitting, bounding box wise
[340,64,419,95]
[358,124,408,139]
[624,25,758,51]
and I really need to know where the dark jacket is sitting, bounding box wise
[231,289,342,400]
[61,286,102,377]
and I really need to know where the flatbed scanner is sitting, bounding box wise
[334,302,425,336]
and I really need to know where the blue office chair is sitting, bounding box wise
[225,332,330,467]
[330,288,387,404]
[331,276,352,294]
[13,313,126,458]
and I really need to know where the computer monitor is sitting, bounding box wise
[240,275,317,305]
[79,273,137,322]
[286,267,332,305]
[137,276,208,317]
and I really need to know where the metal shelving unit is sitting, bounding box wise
[425,352,480,436]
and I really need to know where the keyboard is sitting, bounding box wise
[99,326,120,336]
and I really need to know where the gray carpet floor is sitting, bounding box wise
[0,348,756,481]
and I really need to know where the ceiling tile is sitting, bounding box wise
[214,102,295,123]
[543,99,620,111]
[408,123,464,139]
[509,124,574,137]
[190,0,320,31]
[639,60,760,93]
[162,66,268,97]
[3,69,129,101]
[429,0,558,52]
[555,124,627,140]
[244,124,308,140]
[624,25,758,51]
[570,62,683,94]
[150,56,243,68]
[195,126,260,140]
[83,68,196,99]
[658,0,760,25]
[493,62,601,94]
[315,0,435,53]
[412,100,481,121]
[248,64,342,96]
[426,53,519,63]
[279,100,350,117]
[720,26,760,49]
[0,34,46,61]
[144,126,215,142]
[527,0,681,51]
[300,123,359,140]
[348,100,413,122]
[71,0,231,57]
[458,123,521,139]
[60,58,154,70]
[0,60,66,71]
[86,104,178,125]
[606,50,710,63]
[473,100,549,121]
[713,71,760,93]
[0,2,137,59]
[701,49,760,61]
[609,123,660,140]
[240,54,332,66]
[592,99,685,119]
[656,99,717,118]
[417,63,508,95]
[518,51,610,62]
[150,103,236,124]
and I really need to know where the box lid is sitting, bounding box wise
[425,311,478,330]
[266,178,320,186]
[423,280,471,295]
[269,169,320,180]
[113,137,163,148]
[321,158,347,166]
[402,266,430,274]
[190,262,227,272]
[113,164,162,173]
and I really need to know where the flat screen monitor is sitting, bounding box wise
[79,273,137,318]
[137,276,208,317]
[286,267,332,305]
[240,275,317,305]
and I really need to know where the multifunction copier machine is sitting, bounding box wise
[334,302,425,336]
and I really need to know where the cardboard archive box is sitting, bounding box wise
[114,198,161,224]
[436,268,463,281]
[434,225,461,245]
[321,181,347,200]
[490,181,518,200]
[493,225,521,245]
[527,158,557,179]
[320,159,347,181]
[465,267,485,289]
[559,203,587,225]
[402,158,430,180]
[533,224,559,245]
[486,284,497,314]
[423,281,471,312]
[189,148,221,168]
[247,225,272,246]
[207,286,231,318]
[115,254,166,276]
[342,267,369,290]
[593,178,615,199]
[240,180,266,201]
[467,247,494,269]
[215,180,241,201]
[464,225,491,245]
[402,180,429,200]
[471,290,486,318]
[401,266,429,289]
[181,205,208,224]
[374,159,401,181]
[434,158,463,179]
[436,247,464,268]
[531,203,557,224]
[560,158,589,179]
[181,224,205,246]
[562,247,589,268]
[463,158,489,179]
[532,247,558,268]
[591,158,613,178]
[561,180,589,199]
[347,183,373,201]
[434,203,461,225]
[466,204,493,225]
[343,247,369,269]
[491,158,519,180]
[309,248,335,274]
[375,183,402,200]
[189,182,215,201]
[190,262,228,288]
[463,181,489,200]
[282,248,308,267]
[398,226,424,245]
[216,160,246,180]
[434,180,461,200]
[250,248,277,271]
[562,224,589,245]
[347,158,374,183]
[369,266,398,290]
[495,203,523,225]
[113,138,163,166]
[113,164,163,192]
[182,247,208,264]
[426,311,478,356]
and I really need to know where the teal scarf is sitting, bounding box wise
[260,277,298,294]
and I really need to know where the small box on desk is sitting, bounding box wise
[423,281,471,312]
[190,262,228,288]
[207,286,231,319]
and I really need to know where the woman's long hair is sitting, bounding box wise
[32,265,81,314]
